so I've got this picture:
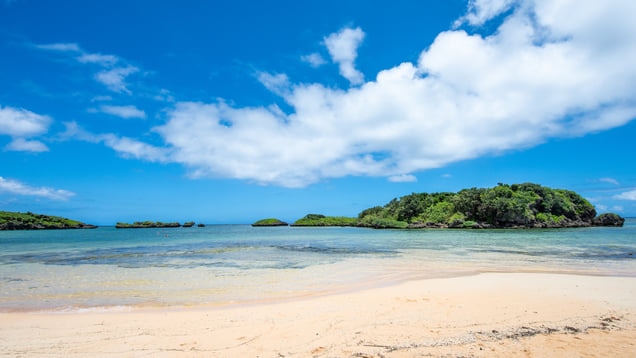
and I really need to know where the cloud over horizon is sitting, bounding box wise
[132,0,636,187]
[22,0,636,189]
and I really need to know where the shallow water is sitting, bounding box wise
[1,220,634,311]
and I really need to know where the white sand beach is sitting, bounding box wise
[2,273,635,357]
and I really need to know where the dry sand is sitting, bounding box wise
[1,273,635,357]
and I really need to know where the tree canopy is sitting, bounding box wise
[356,183,616,228]
[291,183,623,229]
[0,211,96,230]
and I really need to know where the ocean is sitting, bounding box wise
[1,219,635,312]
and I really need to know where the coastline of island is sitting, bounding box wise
[255,182,626,229]
[0,211,97,230]
[3,183,626,231]
[115,221,200,229]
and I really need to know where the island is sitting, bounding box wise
[291,183,625,229]
[252,218,289,227]
[291,214,357,227]
[0,211,97,230]
[115,221,182,229]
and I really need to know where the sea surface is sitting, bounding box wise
[1,219,635,312]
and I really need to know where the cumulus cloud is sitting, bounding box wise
[615,190,636,201]
[0,176,75,200]
[142,0,636,188]
[0,105,51,152]
[324,27,365,85]
[456,0,517,26]
[41,1,621,188]
[99,105,146,119]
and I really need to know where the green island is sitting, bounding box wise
[256,183,625,229]
[251,218,289,227]
[116,221,189,229]
[0,211,97,230]
[291,214,358,227]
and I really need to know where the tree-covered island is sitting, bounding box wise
[281,183,625,229]
[116,221,184,228]
[0,211,97,230]
[251,218,289,227]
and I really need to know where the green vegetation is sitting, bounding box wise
[356,183,618,229]
[0,211,96,230]
[289,183,624,229]
[252,218,289,227]
[115,221,181,229]
[292,214,358,227]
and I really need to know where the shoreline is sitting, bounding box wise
[2,272,635,356]
[3,266,635,314]
[5,266,635,315]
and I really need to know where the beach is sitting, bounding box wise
[2,272,635,357]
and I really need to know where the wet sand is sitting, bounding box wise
[1,273,635,357]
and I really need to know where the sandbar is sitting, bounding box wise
[1,273,635,357]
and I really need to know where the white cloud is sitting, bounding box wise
[5,138,48,152]
[77,53,118,66]
[456,0,517,26]
[154,89,175,102]
[95,66,139,94]
[388,174,418,183]
[0,105,51,152]
[63,122,168,163]
[99,105,146,119]
[600,177,620,185]
[0,176,75,200]
[324,27,365,85]
[91,95,113,102]
[35,42,138,94]
[100,134,168,162]
[615,190,636,201]
[0,105,51,137]
[301,53,327,68]
[58,1,629,188]
[35,42,81,52]
[257,72,291,97]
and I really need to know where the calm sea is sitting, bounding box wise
[1,219,635,311]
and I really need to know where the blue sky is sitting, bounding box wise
[1,0,635,225]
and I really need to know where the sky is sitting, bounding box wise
[1,0,636,225]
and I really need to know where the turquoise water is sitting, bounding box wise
[1,220,635,311]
